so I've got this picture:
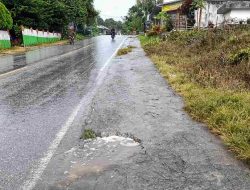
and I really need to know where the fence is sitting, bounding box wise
[22,28,61,46]
[0,30,11,49]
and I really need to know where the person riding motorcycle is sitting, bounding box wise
[68,28,76,45]
[111,28,115,39]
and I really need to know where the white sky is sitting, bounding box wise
[94,0,136,21]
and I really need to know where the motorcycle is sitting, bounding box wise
[69,35,75,45]
[111,32,115,40]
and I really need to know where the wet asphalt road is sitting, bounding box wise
[0,36,126,190]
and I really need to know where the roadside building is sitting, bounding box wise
[159,0,188,30]
[218,1,250,23]
[97,25,109,35]
[195,0,250,28]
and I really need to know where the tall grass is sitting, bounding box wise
[139,28,250,163]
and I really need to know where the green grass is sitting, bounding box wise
[139,35,160,47]
[75,33,86,41]
[0,40,68,55]
[140,29,250,163]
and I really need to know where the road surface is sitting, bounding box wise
[37,37,249,190]
[0,36,126,190]
[0,36,250,190]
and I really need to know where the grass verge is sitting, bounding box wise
[0,34,88,55]
[0,40,68,55]
[117,46,135,56]
[139,30,250,164]
[75,33,86,41]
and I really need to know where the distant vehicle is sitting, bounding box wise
[111,28,115,40]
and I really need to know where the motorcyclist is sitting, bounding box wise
[111,28,115,39]
[68,27,76,45]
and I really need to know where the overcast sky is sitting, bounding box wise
[94,0,136,21]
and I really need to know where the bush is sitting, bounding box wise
[141,28,250,90]
[165,18,173,32]
[230,48,250,65]
[0,2,13,30]
[138,35,160,46]
[168,29,206,44]
[75,33,85,41]
[147,25,165,37]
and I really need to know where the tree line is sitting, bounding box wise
[97,16,124,32]
[96,0,165,34]
[123,0,163,33]
[0,0,98,37]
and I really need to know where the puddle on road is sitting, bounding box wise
[92,135,140,147]
[56,134,141,188]
[0,40,93,75]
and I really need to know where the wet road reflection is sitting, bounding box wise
[0,35,126,190]
[0,39,93,75]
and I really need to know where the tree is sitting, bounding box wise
[180,0,195,27]
[123,0,164,33]
[0,2,13,30]
[180,0,193,15]
[97,16,105,26]
[1,0,98,32]
[123,5,145,33]
[137,0,163,16]
[155,11,173,31]
[85,0,98,25]
[192,0,205,29]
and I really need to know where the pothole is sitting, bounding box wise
[81,129,142,145]
[65,129,142,164]
[57,130,142,188]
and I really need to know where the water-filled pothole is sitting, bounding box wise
[81,129,141,145]
[65,130,142,164]
[57,130,142,188]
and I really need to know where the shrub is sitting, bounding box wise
[168,29,206,45]
[0,2,13,30]
[138,35,160,47]
[141,28,250,90]
[147,25,165,37]
[247,19,250,25]
[230,48,250,65]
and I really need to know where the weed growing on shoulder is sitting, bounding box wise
[117,45,136,56]
[81,129,97,140]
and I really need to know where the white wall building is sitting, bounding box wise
[195,1,224,27]
[218,1,250,23]
[195,0,250,27]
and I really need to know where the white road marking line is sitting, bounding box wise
[0,43,93,79]
[21,37,127,190]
